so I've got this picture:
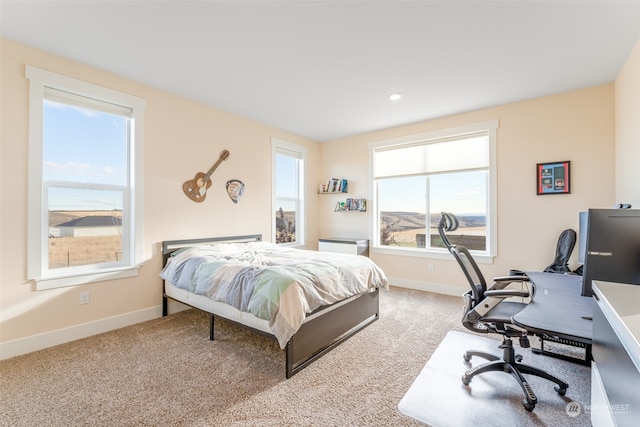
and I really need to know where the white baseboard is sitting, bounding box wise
[388,276,464,297]
[0,306,163,361]
[0,296,203,361]
[1,283,455,361]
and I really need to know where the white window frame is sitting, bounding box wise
[271,138,306,247]
[368,120,498,262]
[26,66,146,290]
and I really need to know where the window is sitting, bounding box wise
[27,66,146,290]
[370,121,497,259]
[272,138,306,246]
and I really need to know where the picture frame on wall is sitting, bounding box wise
[537,161,570,195]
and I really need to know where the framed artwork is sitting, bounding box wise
[537,161,570,195]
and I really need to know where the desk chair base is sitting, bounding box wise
[461,338,568,412]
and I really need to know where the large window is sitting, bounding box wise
[272,138,306,246]
[370,121,497,259]
[27,66,146,289]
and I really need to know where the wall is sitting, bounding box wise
[615,39,640,207]
[2,35,635,358]
[0,39,321,357]
[320,85,616,294]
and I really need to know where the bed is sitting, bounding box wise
[160,234,388,378]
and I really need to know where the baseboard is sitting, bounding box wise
[0,297,202,361]
[0,306,162,361]
[388,276,464,297]
[1,284,454,361]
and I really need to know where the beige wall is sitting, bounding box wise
[320,85,616,293]
[1,34,636,357]
[615,39,640,207]
[0,39,320,353]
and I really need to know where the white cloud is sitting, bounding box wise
[44,161,118,181]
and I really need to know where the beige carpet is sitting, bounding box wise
[0,287,589,426]
[398,331,591,427]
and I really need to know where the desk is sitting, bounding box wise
[512,272,593,364]
[591,281,640,427]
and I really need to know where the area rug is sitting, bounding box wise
[398,331,591,426]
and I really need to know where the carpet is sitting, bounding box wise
[398,331,591,427]
[1,288,589,426]
[1,288,464,427]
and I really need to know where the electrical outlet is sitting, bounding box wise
[428,263,434,272]
[80,291,90,305]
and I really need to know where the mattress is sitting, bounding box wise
[165,281,370,336]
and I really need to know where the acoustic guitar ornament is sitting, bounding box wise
[182,149,230,202]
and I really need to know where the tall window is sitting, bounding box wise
[272,138,306,246]
[27,66,146,290]
[370,121,497,258]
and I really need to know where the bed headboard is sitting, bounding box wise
[161,234,262,265]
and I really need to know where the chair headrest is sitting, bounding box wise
[437,212,459,250]
[439,212,459,232]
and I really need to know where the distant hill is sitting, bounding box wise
[49,210,122,227]
[58,216,122,227]
[380,212,485,231]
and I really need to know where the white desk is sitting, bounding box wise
[591,281,640,427]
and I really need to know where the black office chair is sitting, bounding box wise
[543,228,576,274]
[438,212,568,412]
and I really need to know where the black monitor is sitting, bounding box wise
[581,208,640,297]
[578,211,588,265]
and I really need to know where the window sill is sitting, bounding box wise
[277,242,305,249]
[34,265,141,290]
[371,246,495,264]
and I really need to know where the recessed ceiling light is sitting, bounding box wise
[388,92,402,101]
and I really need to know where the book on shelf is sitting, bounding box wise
[334,197,366,212]
[321,178,348,193]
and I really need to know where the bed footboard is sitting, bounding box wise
[285,288,380,378]
[164,288,380,378]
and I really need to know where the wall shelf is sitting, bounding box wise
[319,178,348,194]
[334,198,366,212]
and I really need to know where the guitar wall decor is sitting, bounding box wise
[182,149,230,202]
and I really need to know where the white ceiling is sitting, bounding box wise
[2,1,639,142]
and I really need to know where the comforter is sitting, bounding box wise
[159,241,388,348]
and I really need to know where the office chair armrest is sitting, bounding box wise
[484,290,530,298]
[493,275,529,282]
[488,276,531,291]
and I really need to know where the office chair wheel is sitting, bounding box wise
[463,353,472,363]
[554,385,567,396]
[515,354,523,362]
[522,400,535,412]
[461,375,471,386]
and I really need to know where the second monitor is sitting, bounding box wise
[580,208,640,297]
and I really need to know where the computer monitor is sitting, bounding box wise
[581,208,640,297]
[578,211,588,265]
